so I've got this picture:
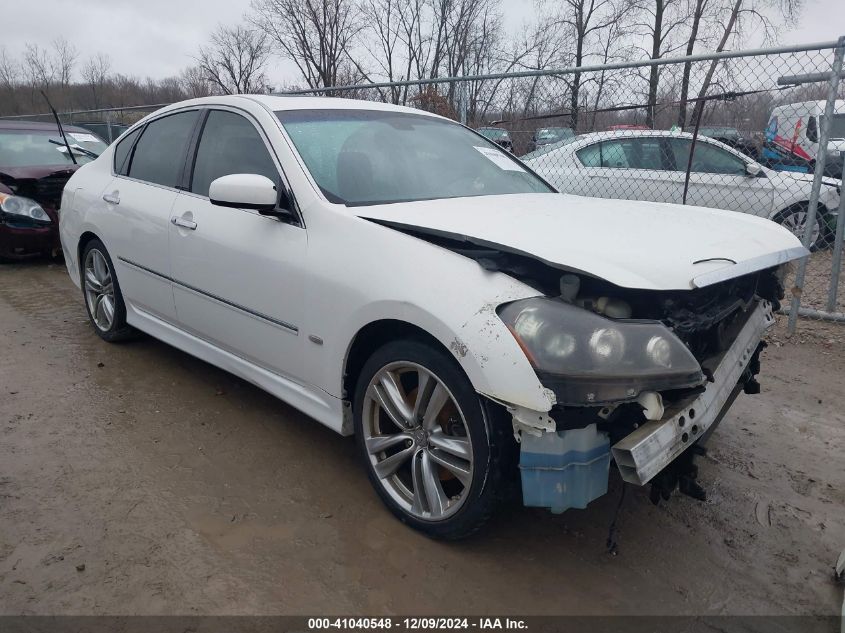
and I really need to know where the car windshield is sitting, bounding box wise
[537,128,573,141]
[479,128,509,140]
[522,135,579,160]
[276,109,552,206]
[0,130,107,167]
[821,114,845,139]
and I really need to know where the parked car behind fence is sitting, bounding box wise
[524,130,841,251]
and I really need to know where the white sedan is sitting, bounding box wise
[524,130,841,250]
[60,96,805,538]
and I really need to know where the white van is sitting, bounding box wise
[765,100,845,173]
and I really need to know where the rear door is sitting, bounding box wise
[168,107,307,379]
[105,109,200,322]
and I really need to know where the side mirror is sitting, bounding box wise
[209,173,280,212]
[745,163,763,177]
[807,116,818,143]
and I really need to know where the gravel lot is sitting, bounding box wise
[1,261,843,616]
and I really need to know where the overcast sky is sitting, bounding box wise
[4,0,844,89]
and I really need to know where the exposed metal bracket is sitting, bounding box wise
[612,301,774,486]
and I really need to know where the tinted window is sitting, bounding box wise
[668,139,746,175]
[635,139,665,170]
[191,110,279,197]
[113,127,141,175]
[128,111,199,187]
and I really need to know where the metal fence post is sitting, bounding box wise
[459,78,468,125]
[826,151,845,313]
[787,36,845,334]
[105,109,114,143]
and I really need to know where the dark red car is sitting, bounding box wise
[0,120,107,260]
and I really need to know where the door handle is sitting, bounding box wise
[102,191,120,205]
[171,216,197,230]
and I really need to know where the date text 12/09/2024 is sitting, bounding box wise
[307,618,528,630]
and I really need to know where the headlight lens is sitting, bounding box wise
[0,193,51,223]
[498,297,704,405]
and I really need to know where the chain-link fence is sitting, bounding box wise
[3,38,844,334]
[287,38,845,333]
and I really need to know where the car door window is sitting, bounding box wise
[633,139,665,170]
[127,110,199,187]
[577,140,632,168]
[190,110,279,197]
[668,139,746,175]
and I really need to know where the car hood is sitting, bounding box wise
[354,193,808,290]
[0,165,79,181]
[769,169,840,188]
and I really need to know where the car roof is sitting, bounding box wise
[155,94,448,122]
[0,119,96,134]
[577,130,720,142]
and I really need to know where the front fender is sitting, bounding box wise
[335,298,554,414]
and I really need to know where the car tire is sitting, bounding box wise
[773,203,824,251]
[80,239,137,342]
[353,339,515,540]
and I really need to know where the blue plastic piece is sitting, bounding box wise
[519,424,611,514]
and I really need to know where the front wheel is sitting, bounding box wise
[774,204,824,251]
[353,340,514,539]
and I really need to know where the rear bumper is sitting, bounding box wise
[611,300,775,486]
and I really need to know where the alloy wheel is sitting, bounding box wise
[780,208,820,248]
[83,248,116,331]
[361,361,474,521]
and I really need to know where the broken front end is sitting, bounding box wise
[0,168,73,260]
[497,266,785,513]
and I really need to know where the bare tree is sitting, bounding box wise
[360,0,432,103]
[0,46,21,113]
[552,0,619,130]
[0,46,19,88]
[196,24,271,94]
[589,7,633,130]
[52,37,78,88]
[630,0,687,127]
[688,0,801,125]
[250,0,362,89]
[81,53,111,108]
[23,44,53,88]
[180,65,217,98]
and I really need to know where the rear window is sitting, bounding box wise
[126,111,199,187]
[113,127,141,175]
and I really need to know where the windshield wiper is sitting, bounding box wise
[49,138,100,159]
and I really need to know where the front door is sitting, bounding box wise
[168,108,307,380]
[667,138,774,217]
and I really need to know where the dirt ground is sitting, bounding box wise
[1,261,843,617]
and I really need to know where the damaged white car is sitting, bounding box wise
[59,96,807,539]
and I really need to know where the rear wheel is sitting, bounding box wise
[81,239,136,342]
[353,339,514,539]
[774,203,824,251]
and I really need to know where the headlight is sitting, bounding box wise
[499,297,704,405]
[0,193,51,224]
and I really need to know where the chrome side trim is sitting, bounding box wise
[611,301,775,486]
[117,256,298,334]
[691,246,808,288]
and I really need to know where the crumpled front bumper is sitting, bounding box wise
[611,300,775,486]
